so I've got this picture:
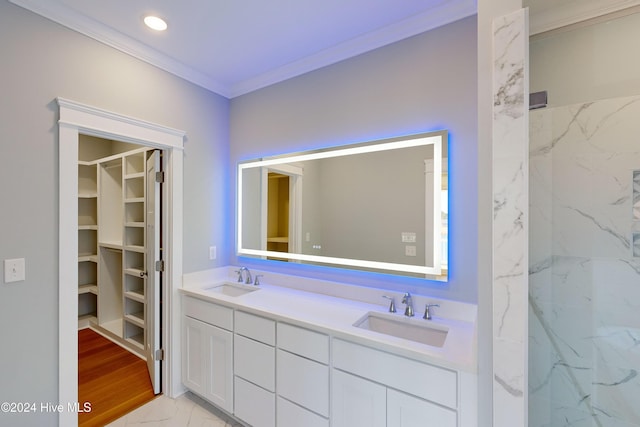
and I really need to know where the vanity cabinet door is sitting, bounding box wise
[331,370,386,427]
[182,316,206,395]
[182,316,233,413]
[387,389,457,427]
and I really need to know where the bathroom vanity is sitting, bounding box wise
[180,269,477,427]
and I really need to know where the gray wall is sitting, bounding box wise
[230,15,478,303]
[0,2,228,424]
[317,146,432,266]
[530,11,640,107]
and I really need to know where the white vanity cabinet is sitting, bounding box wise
[180,288,476,427]
[233,311,276,427]
[332,338,458,427]
[182,296,233,413]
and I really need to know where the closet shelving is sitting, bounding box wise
[78,162,98,327]
[77,146,155,356]
[122,151,147,349]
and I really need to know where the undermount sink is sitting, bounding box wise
[204,282,259,297]
[354,311,448,347]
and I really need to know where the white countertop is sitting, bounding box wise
[179,271,477,374]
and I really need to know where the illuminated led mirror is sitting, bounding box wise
[237,131,448,280]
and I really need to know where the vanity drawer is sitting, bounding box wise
[278,396,329,427]
[277,322,329,364]
[234,334,275,391]
[234,311,275,345]
[332,338,457,409]
[277,349,329,417]
[183,296,232,331]
[234,376,275,427]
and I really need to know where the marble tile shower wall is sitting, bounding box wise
[529,95,640,427]
[492,9,529,427]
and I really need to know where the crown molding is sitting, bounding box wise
[10,0,476,98]
[529,0,640,35]
[9,0,230,96]
[228,0,477,97]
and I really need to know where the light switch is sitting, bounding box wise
[209,246,217,260]
[401,232,416,243]
[4,258,26,283]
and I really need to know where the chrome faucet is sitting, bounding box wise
[402,292,414,317]
[382,295,396,313]
[235,267,252,284]
[423,303,440,320]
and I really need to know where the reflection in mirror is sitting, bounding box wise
[238,131,448,280]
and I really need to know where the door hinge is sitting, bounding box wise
[155,260,165,272]
[155,348,164,361]
[155,171,165,183]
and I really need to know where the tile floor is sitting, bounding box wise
[106,392,244,427]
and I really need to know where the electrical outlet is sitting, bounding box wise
[405,246,417,257]
[209,246,217,260]
[4,258,25,283]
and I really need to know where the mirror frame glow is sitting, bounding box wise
[237,131,447,277]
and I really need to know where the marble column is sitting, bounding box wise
[492,8,529,427]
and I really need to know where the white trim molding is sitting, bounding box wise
[57,98,185,427]
[528,0,640,35]
[9,0,227,95]
[227,0,477,97]
[11,0,475,98]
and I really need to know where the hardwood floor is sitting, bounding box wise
[78,328,156,427]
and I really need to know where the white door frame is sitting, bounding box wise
[260,164,303,253]
[57,98,185,427]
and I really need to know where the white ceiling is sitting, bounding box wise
[9,0,476,98]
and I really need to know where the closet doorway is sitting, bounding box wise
[261,164,303,257]
[77,135,162,393]
[58,98,185,427]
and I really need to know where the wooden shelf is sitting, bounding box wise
[124,151,146,175]
[78,254,98,263]
[267,236,289,243]
[124,312,145,328]
[124,267,144,277]
[99,241,123,250]
[126,334,144,350]
[79,283,98,295]
[125,172,145,179]
[124,222,144,228]
[79,224,98,231]
[124,290,144,303]
[125,245,145,253]
[124,197,144,204]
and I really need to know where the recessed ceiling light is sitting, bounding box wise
[144,15,167,31]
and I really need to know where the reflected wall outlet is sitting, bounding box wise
[405,246,417,257]
[209,246,217,260]
[4,258,25,283]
